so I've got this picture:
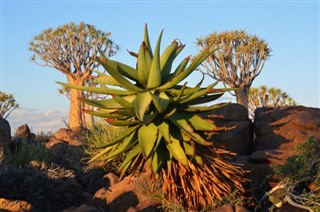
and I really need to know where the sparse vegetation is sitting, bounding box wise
[84,121,125,173]
[256,137,320,211]
[3,140,53,168]
[0,91,19,119]
[249,85,297,119]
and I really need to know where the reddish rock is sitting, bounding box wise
[104,173,120,187]
[207,103,249,121]
[235,205,250,212]
[0,117,11,147]
[254,106,320,151]
[0,198,32,211]
[55,128,82,146]
[93,187,109,208]
[249,149,295,165]
[62,205,99,212]
[206,103,252,156]
[105,173,161,211]
[14,124,31,138]
[45,137,68,154]
[212,204,234,212]
[278,204,308,212]
[208,120,252,155]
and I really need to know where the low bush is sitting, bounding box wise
[84,121,125,173]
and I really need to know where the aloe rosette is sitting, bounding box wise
[58,25,246,209]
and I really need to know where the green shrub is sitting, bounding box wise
[263,137,320,211]
[3,140,53,168]
[84,121,125,173]
[273,137,319,185]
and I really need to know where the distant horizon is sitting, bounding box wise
[1,1,319,133]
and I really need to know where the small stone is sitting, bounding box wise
[0,198,32,211]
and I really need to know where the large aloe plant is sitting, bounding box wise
[58,25,246,209]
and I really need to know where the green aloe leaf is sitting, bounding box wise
[183,141,195,156]
[95,125,140,149]
[143,24,153,58]
[180,93,224,106]
[79,98,123,109]
[113,95,135,109]
[119,144,141,171]
[99,51,138,81]
[151,92,170,113]
[106,118,139,126]
[169,113,212,146]
[138,123,159,158]
[104,130,138,161]
[97,58,143,92]
[151,142,167,174]
[159,47,213,90]
[137,42,149,86]
[83,110,126,118]
[147,30,163,88]
[135,91,152,122]
[57,82,135,96]
[158,121,170,142]
[180,103,229,112]
[91,70,121,87]
[165,135,188,165]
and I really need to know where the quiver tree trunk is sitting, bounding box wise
[83,104,95,129]
[235,86,249,109]
[68,77,84,132]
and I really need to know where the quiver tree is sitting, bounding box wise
[249,85,297,119]
[0,91,19,119]
[197,30,271,109]
[29,22,118,132]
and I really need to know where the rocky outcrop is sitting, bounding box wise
[206,103,252,156]
[0,118,11,147]
[98,172,161,211]
[212,204,249,212]
[236,106,320,200]
[253,106,320,164]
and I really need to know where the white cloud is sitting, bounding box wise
[6,108,68,135]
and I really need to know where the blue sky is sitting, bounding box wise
[1,0,319,133]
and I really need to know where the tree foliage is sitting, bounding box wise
[30,22,118,76]
[29,22,118,131]
[197,30,271,108]
[0,91,19,119]
[249,85,297,118]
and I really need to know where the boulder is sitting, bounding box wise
[92,173,120,209]
[62,205,99,212]
[0,198,32,211]
[246,106,320,200]
[54,128,82,146]
[14,123,32,138]
[0,117,11,147]
[206,103,252,156]
[105,173,161,211]
[45,137,68,154]
[254,106,320,152]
